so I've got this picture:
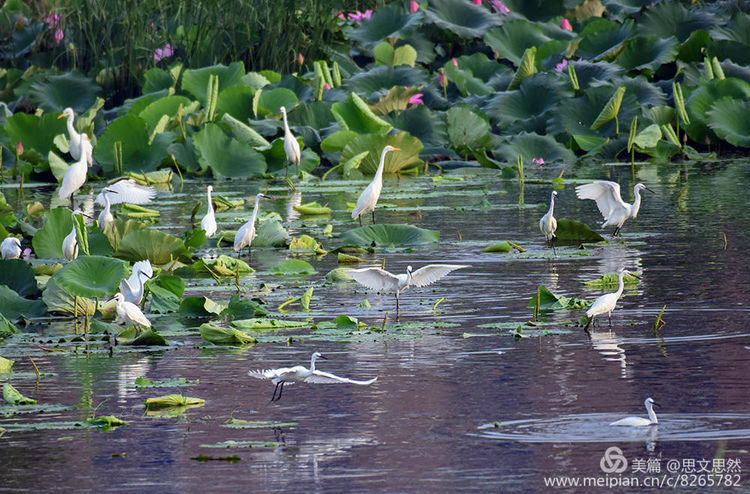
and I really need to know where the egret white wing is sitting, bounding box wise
[575,181,625,220]
[346,268,401,291]
[132,260,153,279]
[123,302,151,327]
[410,264,468,287]
[95,179,156,205]
[305,370,377,385]
[284,134,301,164]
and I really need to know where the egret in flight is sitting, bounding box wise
[610,397,659,426]
[94,179,156,206]
[249,352,377,402]
[234,193,271,257]
[201,185,217,238]
[1,237,22,259]
[575,180,654,236]
[584,268,639,330]
[120,260,153,306]
[113,292,151,334]
[58,107,88,163]
[352,145,400,226]
[59,134,92,209]
[346,264,468,311]
[280,106,301,176]
[539,190,558,254]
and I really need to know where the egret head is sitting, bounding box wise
[619,268,640,280]
[58,107,74,120]
[406,265,413,274]
[382,145,401,154]
[9,237,21,247]
[280,106,287,115]
[103,187,118,195]
[311,351,326,361]
[207,185,213,193]
[645,397,658,408]
[257,193,272,201]
[113,293,124,303]
[635,183,654,194]
[552,190,558,199]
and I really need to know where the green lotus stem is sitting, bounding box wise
[170,154,184,188]
[206,74,219,121]
[321,163,342,181]
[534,287,540,321]
[28,357,40,379]
[703,56,714,80]
[278,297,300,313]
[432,297,445,311]
[567,63,579,91]
[516,155,524,185]
[711,57,725,80]
[332,61,342,87]
[651,304,666,335]
[114,141,123,176]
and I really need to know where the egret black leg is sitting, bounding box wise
[358,215,362,227]
[276,382,285,401]
[372,210,376,224]
[608,313,612,327]
[550,237,557,256]
[270,382,281,402]
[70,196,74,210]
[583,316,592,334]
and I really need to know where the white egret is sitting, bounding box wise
[94,178,156,206]
[539,190,558,254]
[610,397,659,426]
[58,134,93,209]
[62,209,85,262]
[113,292,151,334]
[280,106,301,176]
[58,107,87,163]
[1,237,22,259]
[352,145,400,226]
[234,193,271,257]
[97,188,117,232]
[119,260,153,306]
[584,268,639,330]
[201,185,217,238]
[575,180,654,236]
[346,264,468,311]
[249,352,377,402]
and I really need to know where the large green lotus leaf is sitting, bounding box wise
[142,67,175,93]
[575,18,636,61]
[423,0,502,39]
[442,59,493,96]
[52,256,128,298]
[193,123,267,177]
[0,285,45,321]
[601,0,653,18]
[637,1,720,42]
[219,114,270,148]
[340,133,423,175]
[706,98,750,147]
[115,229,188,265]
[676,29,713,64]
[286,101,336,130]
[632,124,662,149]
[181,62,245,106]
[446,106,492,153]
[32,207,73,259]
[252,217,289,247]
[253,87,298,118]
[492,132,577,165]
[270,259,317,276]
[710,13,750,45]
[332,92,393,135]
[199,323,257,345]
[216,85,255,122]
[548,85,639,138]
[340,224,439,246]
[344,66,428,99]
[568,61,624,89]
[590,86,626,131]
[41,278,96,316]
[320,130,361,153]
[347,2,421,48]
[615,35,678,72]
[484,20,554,66]
[594,76,666,107]
[501,0,566,22]
[382,105,447,149]
[27,72,100,113]
[148,274,185,314]
[4,112,66,157]
[685,78,750,143]
[138,95,192,134]
[527,285,591,311]
[94,114,174,174]
[555,218,605,242]
[0,259,39,297]
[485,74,569,129]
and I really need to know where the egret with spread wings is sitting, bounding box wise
[575,180,653,236]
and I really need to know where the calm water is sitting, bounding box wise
[2,161,750,492]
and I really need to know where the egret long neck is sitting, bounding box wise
[250,197,262,226]
[374,149,389,182]
[207,189,214,213]
[103,193,111,213]
[66,115,76,137]
[630,186,642,218]
[646,402,658,424]
[547,193,556,216]
[282,111,291,134]
[615,271,627,298]
[309,354,318,372]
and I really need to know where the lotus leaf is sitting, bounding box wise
[340,132,423,175]
[528,285,592,311]
[134,377,195,388]
[0,356,13,373]
[148,274,184,314]
[4,112,66,158]
[446,106,492,155]
[575,18,636,60]
[340,224,439,246]
[583,273,640,289]
[94,114,174,174]
[615,36,679,73]
[0,285,46,321]
[0,313,18,337]
[344,66,428,100]
[706,98,750,147]
[199,323,257,345]
[181,62,245,106]
[270,259,317,276]
[253,87,298,118]
[115,229,188,264]
[347,2,421,48]
[41,279,96,316]
[193,123,267,177]
[423,0,502,39]
[144,394,205,409]
[216,85,256,122]
[485,75,568,130]
[492,132,577,165]
[481,241,513,253]
[332,92,393,134]
[220,113,270,148]
[230,318,308,331]
[138,95,192,133]
[638,1,719,42]
[485,19,554,66]
[117,328,168,346]
[27,72,101,114]
[3,383,36,405]
[0,259,39,297]
[192,255,254,277]
[252,218,289,247]
[52,256,128,298]
[555,218,605,242]
[293,202,331,215]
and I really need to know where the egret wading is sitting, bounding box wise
[59,134,92,210]
[280,106,301,176]
[539,190,558,254]
[346,264,468,312]
[201,185,217,238]
[575,180,654,236]
[1,237,22,259]
[249,352,377,402]
[352,145,400,226]
[234,193,271,258]
[610,397,659,426]
[113,292,151,335]
[120,260,154,306]
[584,268,639,331]
[62,209,86,262]
[58,107,87,163]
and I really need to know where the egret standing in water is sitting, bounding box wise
[610,397,659,426]
[249,352,377,402]
[280,106,300,176]
[346,264,468,312]
[539,190,558,255]
[119,260,153,306]
[575,180,654,236]
[201,185,217,238]
[234,193,271,257]
[584,268,639,330]
[62,209,86,261]
[59,134,92,209]
[1,237,22,259]
[352,145,400,226]
[113,292,151,335]
[58,107,87,163]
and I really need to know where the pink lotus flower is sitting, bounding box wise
[555,59,568,72]
[532,157,544,165]
[54,28,64,44]
[44,12,62,28]
[153,43,173,63]
[16,141,23,155]
[560,18,573,31]
[410,1,419,13]
[22,248,32,260]
[490,0,510,13]
[347,10,373,22]
[323,83,331,90]
[472,0,482,4]
[439,70,447,88]
[451,58,458,67]
[408,93,424,105]
[336,12,346,20]
[297,52,305,65]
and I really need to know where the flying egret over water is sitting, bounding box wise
[234,193,271,257]
[346,264,468,311]
[119,260,153,306]
[58,107,88,163]
[575,180,654,236]
[610,397,659,426]
[249,352,377,402]
[539,190,558,254]
[97,188,118,232]
[280,106,301,176]
[113,292,151,334]
[585,268,639,330]
[94,178,156,206]
[352,145,400,226]
[1,237,22,259]
[59,134,93,209]
[201,185,217,238]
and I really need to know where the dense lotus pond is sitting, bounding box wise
[2,160,750,491]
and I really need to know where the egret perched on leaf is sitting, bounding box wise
[346,264,468,311]
[584,268,639,330]
[113,292,151,335]
[249,352,377,402]
[352,145,400,226]
[1,237,22,259]
[575,180,654,236]
[201,185,217,238]
[280,106,300,176]
[120,260,153,306]
[95,178,156,206]
[58,107,88,163]
[97,188,118,232]
[539,190,558,254]
[62,209,85,262]
[610,397,659,426]
[59,134,93,209]
[234,193,271,257]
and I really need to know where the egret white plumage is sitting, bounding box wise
[352,145,400,226]
[97,188,117,232]
[575,180,654,236]
[584,268,639,330]
[280,106,301,176]
[119,260,153,306]
[539,190,558,254]
[62,209,85,262]
[1,237,22,259]
[610,397,659,426]
[94,178,156,206]
[234,193,271,257]
[201,185,217,238]
[113,292,151,334]
[346,264,468,311]
[58,134,92,209]
[249,352,377,402]
[58,107,86,163]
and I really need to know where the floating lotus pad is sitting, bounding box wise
[52,255,129,299]
[340,224,440,246]
[199,322,257,345]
